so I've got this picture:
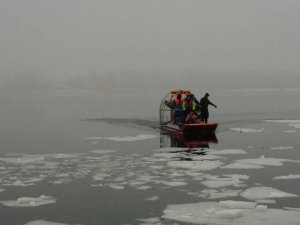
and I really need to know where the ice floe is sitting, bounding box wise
[200,189,242,199]
[90,150,116,154]
[264,120,300,123]
[270,146,295,150]
[233,156,298,167]
[85,134,158,141]
[230,128,264,133]
[273,174,300,179]
[240,187,298,200]
[144,196,159,201]
[222,162,264,169]
[24,220,72,225]
[1,195,56,207]
[202,174,248,188]
[283,130,297,133]
[210,149,247,155]
[167,160,224,170]
[136,217,161,224]
[162,200,300,225]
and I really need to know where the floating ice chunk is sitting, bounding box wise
[283,130,297,133]
[283,207,300,211]
[270,146,294,150]
[235,156,294,166]
[230,128,264,133]
[159,181,187,187]
[144,196,159,201]
[219,200,257,209]
[162,200,300,225]
[200,189,242,199]
[193,154,224,160]
[273,174,300,180]
[135,185,152,190]
[288,124,300,129]
[85,134,158,142]
[48,153,81,159]
[202,175,248,188]
[240,187,298,200]
[256,199,276,204]
[1,195,56,207]
[264,120,300,123]
[24,220,72,225]
[210,149,247,155]
[108,185,125,190]
[0,155,45,164]
[0,188,4,192]
[222,163,263,169]
[90,150,115,154]
[136,217,161,223]
[167,160,223,171]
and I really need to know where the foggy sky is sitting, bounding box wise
[1,0,300,89]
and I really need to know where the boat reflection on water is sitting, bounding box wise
[160,131,218,149]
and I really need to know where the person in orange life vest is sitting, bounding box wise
[173,93,184,124]
[185,111,198,124]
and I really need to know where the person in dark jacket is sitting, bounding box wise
[200,93,217,123]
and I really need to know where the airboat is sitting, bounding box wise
[159,90,218,137]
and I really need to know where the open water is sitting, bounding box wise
[0,88,300,225]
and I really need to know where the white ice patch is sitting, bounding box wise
[202,174,248,188]
[1,195,56,207]
[24,220,72,225]
[162,200,300,225]
[159,181,187,187]
[144,196,159,201]
[0,155,45,164]
[240,187,298,200]
[230,128,264,133]
[85,134,157,142]
[256,199,277,204]
[0,188,4,192]
[283,130,297,133]
[90,150,116,154]
[288,124,300,129]
[167,160,223,171]
[210,149,247,155]
[234,156,296,167]
[222,163,264,169]
[273,174,300,180]
[200,189,242,199]
[264,120,300,123]
[270,146,294,150]
[136,217,161,224]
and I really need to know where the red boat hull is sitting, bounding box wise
[161,122,218,137]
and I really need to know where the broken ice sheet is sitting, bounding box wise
[1,195,56,207]
[167,160,223,170]
[90,150,116,154]
[85,134,158,141]
[269,146,295,150]
[202,174,248,189]
[144,196,159,201]
[200,189,242,199]
[210,149,247,155]
[240,186,298,200]
[222,163,264,169]
[24,220,74,225]
[230,128,264,133]
[162,200,300,225]
[273,174,300,180]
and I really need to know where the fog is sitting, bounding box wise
[1,0,300,93]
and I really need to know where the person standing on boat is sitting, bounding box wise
[199,93,217,123]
